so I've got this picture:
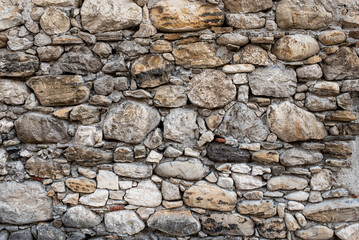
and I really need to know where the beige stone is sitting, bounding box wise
[256,218,286,239]
[0,0,23,31]
[336,223,359,240]
[252,150,279,163]
[224,0,272,13]
[0,80,30,105]
[40,7,70,35]
[32,0,80,7]
[326,110,357,122]
[237,200,277,218]
[65,178,96,193]
[0,50,39,77]
[25,157,70,179]
[154,85,187,108]
[267,175,308,191]
[226,13,265,29]
[240,44,268,66]
[318,30,346,45]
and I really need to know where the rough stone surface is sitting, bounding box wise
[65,178,96,193]
[124,180,162,207]
[25,157,70,179]
[267,175,308,191]
[0,181,53,224]
[63,205,102,228]
[114,163,152,178]
[237,200,276,218]
[232,174,265,190]
[0,79,29,105]
[280,148,323,166]
[0,0,23,31]
[336,223,359,240]
[79,189,108,207]
[0,50,39,77]
[40,7,70,35]
[154,85,187,108]
[64,145,113,167]
[257,218,286,239]
[105,210,145,235]
[224,0,272,13]
[207,143,250,162]
[296,226,334,240]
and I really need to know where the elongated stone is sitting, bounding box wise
[63,205,101,228]
[267,176,308,191]
[124,180,162,207]
[280,148,323,166]
[224,0,272,13]
[64,145,113,167]
[65,178,96,193]
[0,50,39,77]
[105,210,145,235]
[0,0,23,31]
[25,157,70,179]
[207,143,250,162]
[237,200,277,218]
[114,163,153,179]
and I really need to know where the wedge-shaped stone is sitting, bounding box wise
[81,0,142,33]
[267,101,327,142]
[201,213,254,236]
[25,157,70,179]
[207,143,250,162]
[148,210,201,236]
[173,42,231,68]
[64,145,113,167]
[0,181,53,224]
[105,210,145,235]
[114,163,153,179]
[155,158,210,181]
[63,205,101,228]
[27,75,90,106]
[183,181,237,211]
[15,113,70,144]
[103,101,160,144]
[150,0,224,32]
[0,79,30,105]
[216,103,269,142]
[124,180,162,207]
[280,148,323,166]
[0,50,39,77]
[303,199,359,222]
[267,175,308,191]
[65,178,96,193]
[237,200,277,218]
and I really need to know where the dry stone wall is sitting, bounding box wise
[1,0,359,239]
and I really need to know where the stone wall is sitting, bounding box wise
[1,0,359,239]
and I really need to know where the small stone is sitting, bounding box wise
[226,13,266,29]
[117,40,148,57]
[273,34,320,61]
[114,147,134,163]
[232,174,265,190]
[97,170,119,190]
[217,33,249,46]
[280,148,323,166]
[0,0,23,31]
[224,0,272,13]
[222,64,255,73]
[65,178,96,193]
[326,110,357,122]
[133,23,157,38]
[64,145,113,167]
[162,181,181,201]
[288,201,305,211]
[7,37,33,51]
[240,44,268,66]
[296,226,334,240]
[37,224,66,240]
[124,180,162,207]
[114,163,152,178]
[322,188,348,199]
[256,217,286,239]
[62,193,79,205]
[63,205,101,228]
[154,85,187,108]
[237,200,277,218]
[310,169,332,191]
[93,75,114,96]
[243,191,263,200]
[52,35,83,45]
[33,0,80,7]
[79,189,108,207]
[252,150,279,163]
[93,42,112,58]
[306,94,337,112]
[267,175,308,191]
[285,213,300,231]
[311,81,340,96]
[37,46,64,62]
[146,150,163,163]
[285,191,309,201]
[40,7,70,35]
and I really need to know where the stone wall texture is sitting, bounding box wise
[1,0,359,239]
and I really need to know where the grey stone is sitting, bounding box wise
[296,226,334,240]
[37,224,66,240]
[0,50,39,77]
[0,181,53,224]
[7,37,33,51]
[296,64,323,79]
[336,223,359,240]
[9,230,33,240]
[116,41,148,57]
[103,55,127,73]
[224,0,272,13]
[37,46,64,62]
[0,79,30,105]
[226,13,266,29]
[217,33,249,46]
[64,145,113,167]
[25,157,70,179]
[206,143,250,162]
[94,75,115,96]
[310,169,332,191]
[0,0,23,31]
[144,128,163,149]
[305,94,337,112]
[40,7,70,35]
[267,175,308,191]
[79,189,109,207]
[70,104,102,125]
[114,163,153,178]
[124,180,162,207]
[280,148,323,166]
[105,210,145,235]
[154,85,187,108]
[62,205,102,228]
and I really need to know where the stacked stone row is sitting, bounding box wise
[1,0,359,239]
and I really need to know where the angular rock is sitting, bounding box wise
[97,170,118,190]
[319,30,346,45]
[0,0,23,31]
[280,148,323,166]
[164,108,198,143]
[0,181,53,224]
[148,210,201,236]
[237,200,276,218]
[217,33,249,46]
[207,143,250,162]
[131,54,173,88]
[257,218,286,239]
[65,178,96,193]
[232,174,265,190]
[81,0,142,33]
[8,230,33,240]
[184,181,237,211]
[336,223,359,240]
[162,181,181,200]
[79,189,108,207]
[273,34,320,61]
[114,163,152,178]
[216,103,269,142]
[103,101,160,144]
[296,226,334,240]
[224,0,272,13]
[303,199,359,222]
[64,145,113,167]
[305,94,337,112]
[33,0,80,7]
[74,126,103,147]
[150,0,224,32]
[70,104,102,125]
[296,64,323,80]
[63,205,102,228]
[40,7,70,35]
[25,157,70,179]
[223,64,255,73]
[284,213,300,231]
[155,158,210,181]
[105,210,145,235]
[188,70,236,109]
[311,170,332,191]
[0,79,29,105]
[37,46,64,62]
[311,81,340,96]
[201,213,254,236]
[154,85,187,108]
[173,42,231,68]
[103,55,127,73]
[27,75,90,107]
[0,50,39,77]
[267,175,308,191]
[267,101,327,142]
[15,113,70,144]
[117,41,148,57]
[322,47,359,80]
[276,0,332,29]
[124,180,162,207]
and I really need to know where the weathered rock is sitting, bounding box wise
[311,81,340,96]
[81,0,142,33]
[114,163,152,178]
[280,148,323,166]
[164,108,198,143]
[285,191,309,201]
[79,189,108,207]
[131,55,173,88]
[305,95,337,112]
[0,0,23,31]
[232,174,265,190]
[336,223,359,240]
[105,210,145,235]
[0,34,7,48]
[252,150,279,163]
[97,170,118,190]
[70,104,102,125]
[63,205,102,228]
[319,30,346,45]
[74,126,102,147]
[323,142,352,159]
[7,36,33,51]
[284,213,300,231]
[54,46,102,75]
[33,0,80,7]
[296,64,323,80]
[64,145,113,167]
[223,64,255,73]
[256,218,287,239]
[154,85,187,108]
[0,181,53,224]
[267,175,308,190]
[27,75,90,107]
[150,0,224,32]
[224,0,272,13]
[155,158,209,180]
[326,110,357,122]
[148,210,201,236]
[0,50,39,77]
[237,200,276,218]
[65,178,96,193]
[216,103,269,142]
[267,101,327,142]
[311,169,332,191]
[201,213,254,236]
[322,47,359,80]
[207,143,250,162]
[15,113,70,144]
[116,41,148,57]
[103,101,160,144]
[37,224,66,240]
[162,181,181,200]
[273,35,320,61]
[296,226,334,240]
[37,46,64,62]
[217,33,249,46]
[241,46,268,67]
[173,42,231,68]
[0,79,29,105]
[8,230,33,240]
[226,13,266,29]
[114,147,134,163]
[124,180,162,207]
[40,7,70,35]
[183,181,237,211]
[188,70,236,109]
[25,157,70,179]
[276,0,332,29]
[102,55,127,73]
